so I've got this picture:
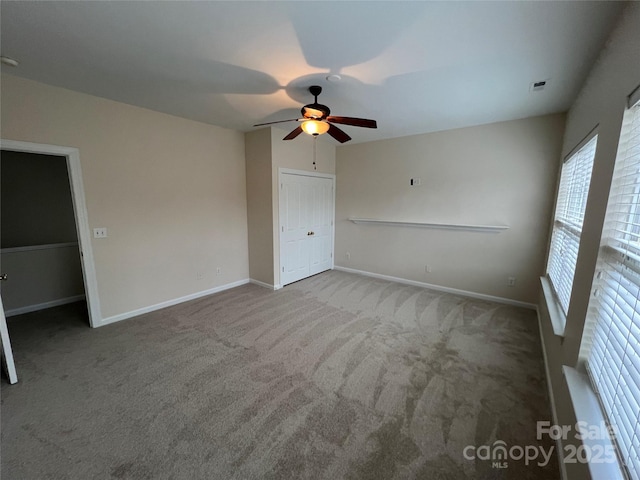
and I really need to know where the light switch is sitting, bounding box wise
[93,227,108,238]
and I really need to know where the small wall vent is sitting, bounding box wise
[530,80,548,92]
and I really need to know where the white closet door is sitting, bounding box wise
[308,177,333,276]
[280,172,334,286]
[280,175,311,285]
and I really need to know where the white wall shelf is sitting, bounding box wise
[0,242,79,254]
[348,218,509,233]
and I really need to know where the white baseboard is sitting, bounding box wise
[249,279,283,290]
[250,279,276,290]
[333,266,536,309]
[5,295,86,317]
[100,279,250,327]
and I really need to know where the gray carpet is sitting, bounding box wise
[1,270,558,479]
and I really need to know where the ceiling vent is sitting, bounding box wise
[530,80,548,92]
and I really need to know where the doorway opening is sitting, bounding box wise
[0,140,100,328]
[1,150,88,325]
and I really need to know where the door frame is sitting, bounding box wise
[277,168,335,287]
[1,139,102,327]
[0,295,17,384]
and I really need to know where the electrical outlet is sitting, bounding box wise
[508,276,516,287]
[346,252,351,260]
[93,227,108,238]
[425,265,432,273]
[196,271,204,281]
[216,267,222,275]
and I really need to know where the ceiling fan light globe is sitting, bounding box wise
[301,120,329,136]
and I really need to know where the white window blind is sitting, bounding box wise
[585,100,640,480]
[547,135,598,315]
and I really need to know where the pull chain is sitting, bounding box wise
[313,136,317,170]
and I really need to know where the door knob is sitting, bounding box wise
[0,273,7,281]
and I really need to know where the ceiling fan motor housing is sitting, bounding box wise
[302,85,330,119]
[301,103,330,120]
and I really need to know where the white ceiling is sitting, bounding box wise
[0,1,625,144]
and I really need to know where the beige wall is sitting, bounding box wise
[1,246,85,313]
[1,74,249,320]
[1,151,77,247]
[335,113,565,304]
[245,128,274,286]
[538,5,640,480]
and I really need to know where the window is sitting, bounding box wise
[547,135,598,315]
[583,97,640,480]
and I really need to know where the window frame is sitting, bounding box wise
[581,95,640,480]
[545,131,598,322]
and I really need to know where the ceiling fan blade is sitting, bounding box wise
[283,126,304,140]
[327,116,377,129]
[328,123,352,143]
[253,118,300,127]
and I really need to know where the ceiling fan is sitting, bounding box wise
[253,85,377,143]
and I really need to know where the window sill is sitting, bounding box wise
[540,276,567,338]
[563,366,626,480]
